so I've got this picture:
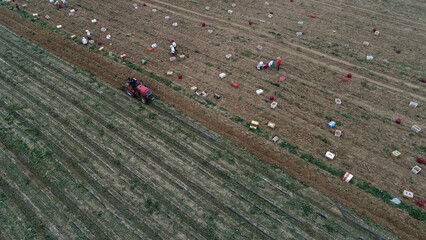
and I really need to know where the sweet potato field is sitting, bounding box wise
[1,23,403,239]
[0,0,425,239]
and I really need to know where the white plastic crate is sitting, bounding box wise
[411,125,421,133]
[335,130,342,137]
[409,101,418,108]
[335,98,341,105]
[411,166,422,174]
[325,151,335,160]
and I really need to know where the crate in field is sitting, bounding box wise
[335,130,342,137]
[392,150,401,158]
[411,166,421,174]
[250,120,259,129]
[409,101,418,108]
[403,190,413,198]
[272,136,279,143]
[335,98,341,105]
[342,172,353,182]
[411,125,421,133]
[325,151,335,160]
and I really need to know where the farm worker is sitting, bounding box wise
[171,40,177,52]
[128,77,137,92]
[256,61,263,70]
[268,60,275,70]
[54,1,59,10]
[85,30,91,40]
[12,1,20,10]
[62,0,67,8]
[82,37,88,45]
[276,57,282,71]
[170,45,176,56]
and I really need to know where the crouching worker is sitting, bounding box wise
[170,45,176,56]
[256,61,264,70]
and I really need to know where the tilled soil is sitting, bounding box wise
[0,0,424,239]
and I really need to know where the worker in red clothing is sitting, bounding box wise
[276,57,282,71]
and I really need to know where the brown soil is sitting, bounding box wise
[1,0,425,239]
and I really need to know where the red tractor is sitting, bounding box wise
[122,78,155,104]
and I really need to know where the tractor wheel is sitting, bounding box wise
[141,96,147,104]
[126,89,134,96]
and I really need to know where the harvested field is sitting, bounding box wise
[0,23,398,239]
[0,0,425,239]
